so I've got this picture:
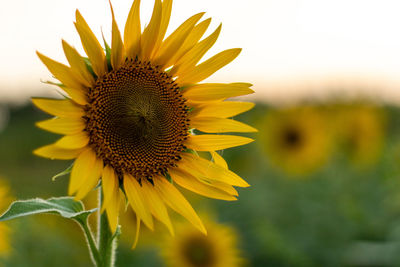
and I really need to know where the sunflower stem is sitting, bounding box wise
[98,187,117,267]
[81,220,102,266]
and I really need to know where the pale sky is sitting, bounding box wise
[1,0,400,104]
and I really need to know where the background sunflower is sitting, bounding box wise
[0,178,14,259]
[160,215,244,267]
[332,104,386,166]
[258,106,332,176]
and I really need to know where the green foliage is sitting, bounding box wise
[0,197,96,225]
[2,102,400,266]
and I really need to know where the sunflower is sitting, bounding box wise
[259,106,331,176]
[334,104,385,166]
[32,0,255,242]
[160,217,244,267]
[0,178,13,257]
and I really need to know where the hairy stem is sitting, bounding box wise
[81,221,102,266]
[97,188,117,267]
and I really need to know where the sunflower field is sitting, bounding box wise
[1,0,400,266]
[1,99,400,266]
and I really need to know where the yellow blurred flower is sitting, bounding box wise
[0,178,13,257]
[160,217,244,267]
[259,106,332,176]
[334,104,385,166]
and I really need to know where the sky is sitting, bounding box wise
[1,0,400,104]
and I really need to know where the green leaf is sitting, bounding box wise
[0,197,97,224]
[52,164,73,181]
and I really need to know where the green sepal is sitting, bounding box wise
[52,163,73,181]
[54,90,70,100]
[0,197,97,225]
[39,80,72,100]
[102,34,112,71]
[165,173,173,184]
[110,225,122,243]
[40,79,64,87]
[83,58,97,79]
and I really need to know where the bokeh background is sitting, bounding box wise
[2,0,400,266]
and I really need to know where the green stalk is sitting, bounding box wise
[97,188,117,267]
[81,221,102,266]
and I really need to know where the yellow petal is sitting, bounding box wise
[102,165,120,232]
[101,165,118,212]
[131,216,141,250]
[32,98,84,118]
[153,13,204,67]
[208,180,238,196]
[75,157,103,200]
[141,179,174,235]
[190,117,258,133]
[123,174,154,230]
[183,83,254,101]
[174,154,237,196]
[36,117,85,136]
[61,86,87,105]
[109,0,125,70]
[168,18,211,66]
[37,51,86,91]
[62,40,95,87]
[124,0,141,59]
[105,191,120,233]
[170,24,221,77]
[140,0,162,60]
[153,177,206,234]
[210,151,228,169]
[192,101,255,118]
[152,0,173,56]
[33,144,83,160]
[186,134,254,151]
[170,167,236,201]
[179,152,249,187]
[68,148,98,195]
[177,48,241,86]
[75,10,107,77]
[184,99,215,110]
[55,132,89,149]
[36,117,85,135]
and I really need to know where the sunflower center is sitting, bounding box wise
[85,59,189,179]
[182,235,216,267]
[282,127,302,148]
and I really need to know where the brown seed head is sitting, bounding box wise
[85,59,189,179]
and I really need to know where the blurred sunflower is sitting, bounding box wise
[160,217,244,267]
[335,104,385,166]
[0,179,13,257]
[259,106,332,176]
[32,0,255,244]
